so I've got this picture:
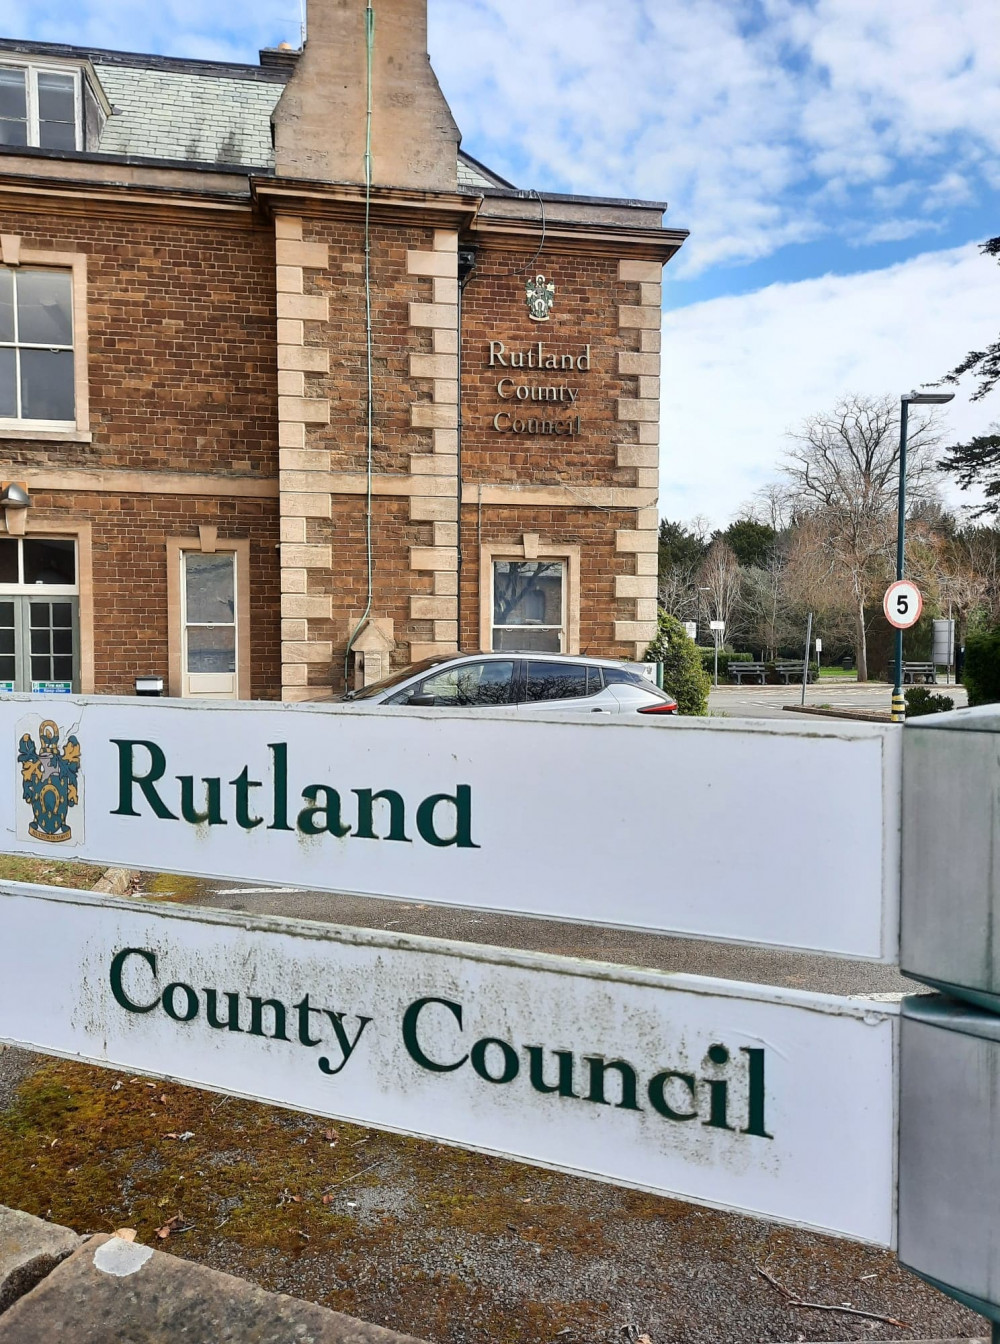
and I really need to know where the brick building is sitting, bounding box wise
[0,0,685,702]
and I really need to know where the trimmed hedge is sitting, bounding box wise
[964,626,1000,707]
[645,613,710,714]
[697,649,752,680]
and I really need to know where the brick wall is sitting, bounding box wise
[0,206,278,476]
[459,503,637,659]
[460,248,639,488]
[29,492,281,697]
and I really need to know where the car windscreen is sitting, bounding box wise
[346,655,454,700]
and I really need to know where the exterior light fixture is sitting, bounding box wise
[0,483,31,509]
[892,389,955,722]
[1,482,32,537]
[134,676,165,697]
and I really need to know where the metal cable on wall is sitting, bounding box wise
[344,1,376,686]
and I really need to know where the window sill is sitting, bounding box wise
[0,425,92,444]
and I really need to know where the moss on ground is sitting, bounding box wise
[0,1058,621,1341]
[0,854,106,889]
[0,1058,981,1342]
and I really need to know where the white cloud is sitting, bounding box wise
[4,1,996,276]
[429,0,1000,275]
[660,242,1000,525]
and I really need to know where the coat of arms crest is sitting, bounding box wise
[18,720,81,843]
[525,274,555,322]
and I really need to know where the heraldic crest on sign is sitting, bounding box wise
[525,274,555,322]
[18,720,81,842]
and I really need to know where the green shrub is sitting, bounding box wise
[697,649,752,680]
[905,686,955,717]
[965,626,1000,707]
[646,613,711,714]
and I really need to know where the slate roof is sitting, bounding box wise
[0,36,512,185]
[93,61,281,168]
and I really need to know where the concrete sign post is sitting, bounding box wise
[0,695,902,959]
[899,706,1000,1333]
[0,881,898,1245]
[898,996,1000,1324]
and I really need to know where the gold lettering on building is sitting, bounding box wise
[487,341,591,434]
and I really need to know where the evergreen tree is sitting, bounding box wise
[939,432,1000,518]
[944,237,1000,402]
[644,610,710,715]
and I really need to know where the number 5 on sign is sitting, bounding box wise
[884,580,923,630]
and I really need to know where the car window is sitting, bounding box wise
[393,660,514,707]
[524,661,590,702]
[602,665,649,688]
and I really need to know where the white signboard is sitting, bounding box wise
[0,696,900,958]
[0,882,898,1245]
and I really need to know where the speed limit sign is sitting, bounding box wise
[884,580,923,630]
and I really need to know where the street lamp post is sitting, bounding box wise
[892,390,954,723]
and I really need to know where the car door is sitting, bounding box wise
[517,660,621,715]
[386,658,516,709]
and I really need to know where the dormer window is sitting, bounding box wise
[0,65,80,152]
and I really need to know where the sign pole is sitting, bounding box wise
[893,398,908,722]
[800,612,812,706]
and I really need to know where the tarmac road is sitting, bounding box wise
[708,680,967,720]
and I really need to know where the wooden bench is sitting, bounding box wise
[729,661,767,684]
[774,660,817,684]
[903,662,937,684]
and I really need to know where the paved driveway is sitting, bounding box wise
[709,679,967,720]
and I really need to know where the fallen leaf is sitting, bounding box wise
[145,1082,156,1089]
[164,1131,195,1142]
[323,1128,337,1143]
[113,1229,137,1242]
[160,1094,168,1105]
[155,1214,184,1240]
[322,1194,334,1205]
[111,1082,122,1093]
[157,1197,169,1208]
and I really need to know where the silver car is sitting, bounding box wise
[343,651,678,716]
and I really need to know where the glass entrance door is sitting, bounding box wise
[181,550,238,699]
[0,537,78,694]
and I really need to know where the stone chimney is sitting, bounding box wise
[272,0,459,191]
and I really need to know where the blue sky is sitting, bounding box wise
[3,0,999,524]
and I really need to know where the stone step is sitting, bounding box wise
[0,1207,427,1343]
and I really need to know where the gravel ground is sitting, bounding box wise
[0,1046,987,1344]
[103,873,983,1343]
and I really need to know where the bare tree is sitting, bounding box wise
[741,546,791,660]
[698,539,742,641]
[748,481,796,533]
[658,564,700,623]
[780,394,941,680]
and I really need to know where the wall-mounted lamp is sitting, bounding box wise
[0,482,32,537]
[134,676,164,697]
